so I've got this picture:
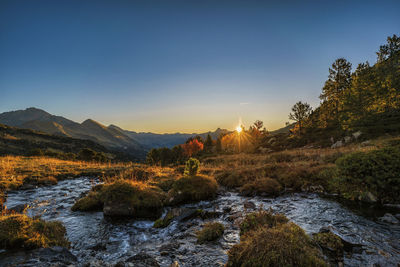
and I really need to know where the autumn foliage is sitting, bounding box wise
[182,139,204,157]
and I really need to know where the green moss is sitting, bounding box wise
[167,175,218,205]
[240,210,288,236]
[227,223,327,267]
[153,211,175,228]
[0,214,69,250]
[196,222,224,244]
[71,191,103,211]
[313,232,343,258]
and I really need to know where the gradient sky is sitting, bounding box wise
[1,0,399,133]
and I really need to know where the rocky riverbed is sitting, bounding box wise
[2,177,400,266]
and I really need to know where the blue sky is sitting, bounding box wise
[0,0,399,133]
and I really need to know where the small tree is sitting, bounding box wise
[204,134,213,152]
[184,158,200,176]
[288,101,312,134]
[216,137,222,153]
[182,139,204,157]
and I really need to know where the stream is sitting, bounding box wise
[2,177,400,266]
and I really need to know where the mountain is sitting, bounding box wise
[270,123,295,135]
[0,123,133,160]
[110,125,229,149]
[0,108,146,158]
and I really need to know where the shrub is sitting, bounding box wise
[184,158,200,176]
[240,210,288,236]
[167,175,218,205]
[215,171,244,188]
[239,178,282,196]
[227,222,327,267]
[335,147,400,202]
[196,222,224,244]
[0,214,69,249]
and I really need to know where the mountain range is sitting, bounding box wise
[0,108,229,158]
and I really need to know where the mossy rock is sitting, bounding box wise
[71,191,103,211]
[0,214,69,250]
[313,232,344,261]
[196,222,224,244]
[153,211,175,228]
[167,175,218,205]
[227,222,327,267]
[240,209,288,236]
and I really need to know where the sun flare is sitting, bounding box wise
[236,126,242,133]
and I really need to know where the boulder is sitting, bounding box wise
[8,204,28,213]
[243,200,256,210]
[0,246,77,267]
[344,136,352,143]
[103,201,135,217]
[126,253,160,267]
[379,213,399,224]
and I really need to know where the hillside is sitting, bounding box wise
[0,108,146,158]
[0,123,135,161]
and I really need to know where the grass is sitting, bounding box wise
[0,213,69,250]
[239,209,288,236]
[202,141,389,199]
[167,175,218,205]
[312,232,344,259]
[196,222,224,244]
[227,210,327,267]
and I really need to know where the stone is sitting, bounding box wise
[344,136,352,143]
[8,203,28,213]
[243,200,256,210]
[0,246,77,267]
[103,201,135,217]
[126,253,160,267]
[379,213,399,224]
[331,140,343,149]
[352,131,362,139]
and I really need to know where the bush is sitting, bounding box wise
[335,147,400,202]
[196,222,224,244]
[239,209,288,236]
[167,175,218,205]
[184,158,200,176]
[239,178,282,197]
[227,222,327,267]
[0,214,69,249]
[215,171,244,188]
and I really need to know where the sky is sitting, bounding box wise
[0,0,399,133]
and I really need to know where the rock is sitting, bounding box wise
[0,246,77,266]
[383,203,400,210]
[8,203,28,213]
[174,208,199,222]
[169,261,179,267]
[360,192,378,203]
[223,206,232,213]
[331,140,343,149]
[361,140,371,146]
[395,214,400,220]
[103,201,135,217]
[379,213,399,224]
[352,131,362,140]
[228,212,242,222]
[126,253,160,267]
[243,200,256,210]
[318,227,362,253]
[344,136,352,143]
[114,261,125,267]
[309,185,324,193]
[159,241,180,256]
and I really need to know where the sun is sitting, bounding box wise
[236,125,242,133]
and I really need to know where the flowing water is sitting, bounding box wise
[3,177,400,266]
